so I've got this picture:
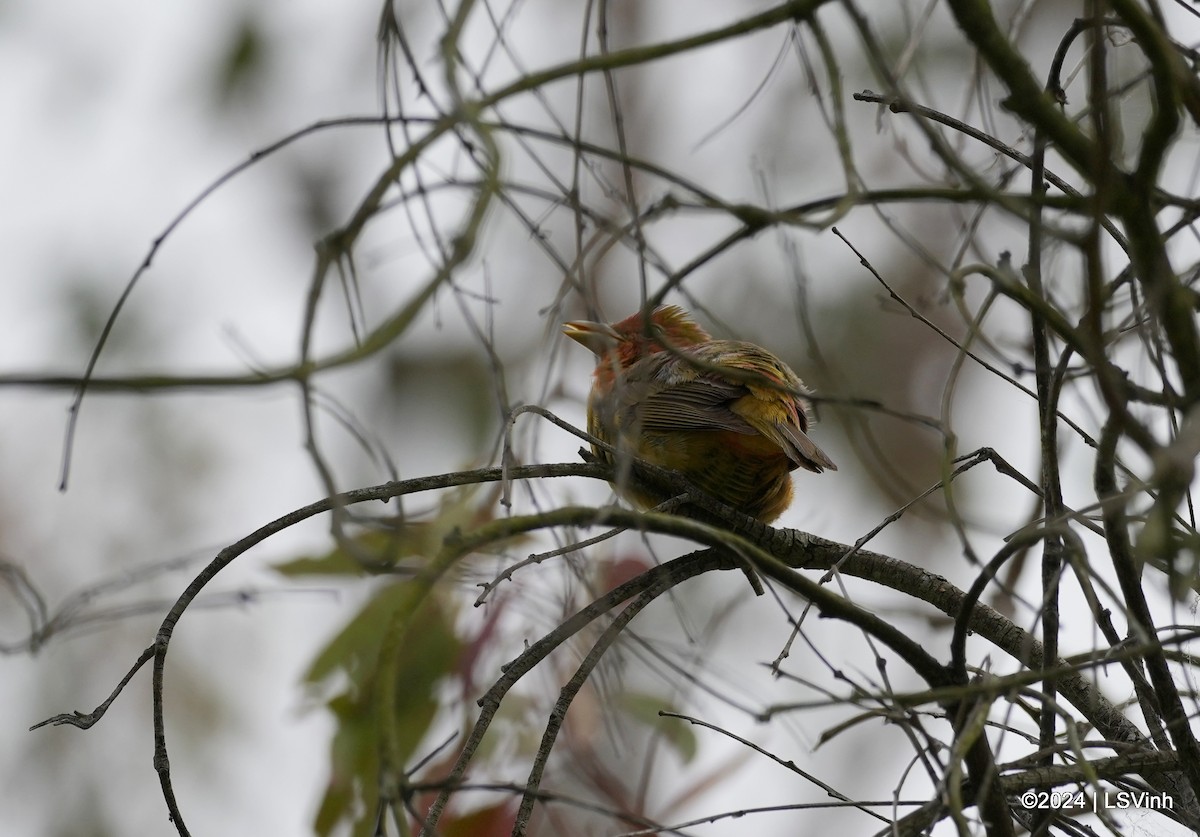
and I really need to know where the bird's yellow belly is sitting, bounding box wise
[590,417,795,523]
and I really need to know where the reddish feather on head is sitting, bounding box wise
[607,305,711,368]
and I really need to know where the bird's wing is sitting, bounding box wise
[632,376,759,433]
[620,345,836,473]
[769,415,837,472]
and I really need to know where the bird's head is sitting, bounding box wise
[563,305,710,370]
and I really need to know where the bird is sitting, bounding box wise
[563,305,835,523]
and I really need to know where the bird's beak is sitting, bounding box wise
[563,319,622,356]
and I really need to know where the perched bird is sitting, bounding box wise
[563,305,835,523]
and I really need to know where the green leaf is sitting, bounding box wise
[619,692,698,764]
[213,16,267,105]
[315,694,380,837]
[274,528,433,578]
[274,485,515,579]
[308,581,462,836]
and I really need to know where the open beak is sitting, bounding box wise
[563,319,622,356]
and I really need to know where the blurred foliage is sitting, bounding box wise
[281,546,461,837]
[213,14,269,107]
[617,691,698,765]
